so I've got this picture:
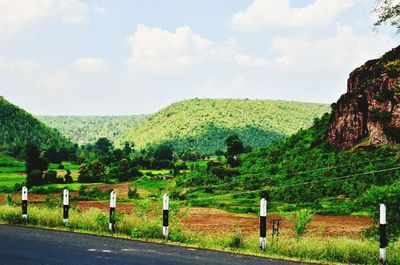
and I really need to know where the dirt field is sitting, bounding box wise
[0,192,372,239]
[181,208,372,238]
[75,200,135,213]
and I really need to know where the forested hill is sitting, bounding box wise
[38,115,149,145]
[0,97,71,151]
[121,98,330,154]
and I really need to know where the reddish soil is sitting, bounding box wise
[90,183,131,199]
[75,200,135,214]
[0,192,77,204]
[181,208,372,238]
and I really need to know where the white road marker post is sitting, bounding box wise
[63,189,69,224]
[21,186,28,219]
[379,204,387,265]
[260,198,267,251]
[162,194,169,239]
[109,190,116,232]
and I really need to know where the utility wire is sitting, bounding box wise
[183,155,398,192]
[184,166,400,202]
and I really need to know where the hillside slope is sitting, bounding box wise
[121,99,330,154]
[38,115,148,145]
[0,97,71,151]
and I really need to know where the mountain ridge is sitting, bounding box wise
[121,98,330,154]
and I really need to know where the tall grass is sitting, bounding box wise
[0,204,398,265]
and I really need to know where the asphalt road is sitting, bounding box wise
[0,225,319,265]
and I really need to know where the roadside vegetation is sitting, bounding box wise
[0,203,398,265]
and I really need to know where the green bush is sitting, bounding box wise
[284,209,314,240]
[227,229,244,249]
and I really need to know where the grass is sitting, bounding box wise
[0,173,25,187]
[132,178,175,194]
[0,204,398,264]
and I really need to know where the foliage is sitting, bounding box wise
[78,160,106,183]
[25,143,48,175]
[94,137,114,155]
[225,134,245,167]
[154,144,174,161]
[37,115,148,145]
[27,170,44,187]
[77,186,111,200]
[182,114,400,220]
[128,187,140,199]
[357,181,400,239]
[284,210,314,240]
[108,158,142,182]
[121,99,329,154]
[227,229,244,249]
[0,204,399,264]
[0,97,71,153]
[374,0,400,32]
[64,170,73,183]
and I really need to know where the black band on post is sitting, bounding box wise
[380,224,388,248]
[22,200,27,215]
[109,207,115,224]
[260,216,266,237]
[63,205,69,220]
[163,209,169,227]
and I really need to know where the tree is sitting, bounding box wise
[225,135,244,167]
[112,148,124,161]
[64,169,73,183]
[78,160,106,183]
[374,0,400,31]
[43,170,59,183]
[123,141,134,157]
[109,158,142,182]
[215,149,224,156]
[181,151,201,161]
[25,143,48,175]
[95,137,113,155]
[27,170,44,186]
[44,146,61,164]
[154,144,174,161]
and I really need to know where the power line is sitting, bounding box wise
[184,166,400,202]
[183,155,398,192]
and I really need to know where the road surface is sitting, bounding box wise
[0,225,319,265]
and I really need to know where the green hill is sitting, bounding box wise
[0,97,71,151]
[121,98,330,154]
[38,115,148,145]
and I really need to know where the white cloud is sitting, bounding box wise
[231,75,247,90]
[93,5,106,15]
[0,59,41,73]
[270,23,396,72]
[74,57,107,74]
[38,71,68,92]
[229,0,353,30]
[231,54,271,67]
[127,25,218,74]
[0,0,89,39]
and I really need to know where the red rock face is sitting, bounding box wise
[327,46,400,149]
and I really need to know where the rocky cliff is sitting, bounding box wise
[327,46,400,148]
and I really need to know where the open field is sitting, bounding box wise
[0,157,394,264]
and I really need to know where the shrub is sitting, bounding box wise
[227,229,244,249]
[128,187,140,199]
[44,195,59,209]
[284,209,314,240]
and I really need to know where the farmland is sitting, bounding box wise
[0,152,397,264]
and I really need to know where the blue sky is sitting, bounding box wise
[0,0,398,115]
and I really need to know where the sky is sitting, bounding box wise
[0,0,399,115]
